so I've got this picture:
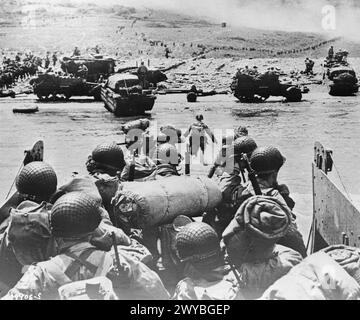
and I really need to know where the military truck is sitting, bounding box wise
[324,64,358,96]
[101,74,156,117]
[60,55,115,83]
[230,70,304,102]
[29,73,102,101]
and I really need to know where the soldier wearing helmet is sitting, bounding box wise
[137,62,149,89]
[16,161,58,203]
[205,136,258,236]
[234,125,248,139]
[221,195,303,299]
[151,143,182,177]
[3,192,168,300]
[159,125,183,145]
[172,222,243,300]
[236,146,307,257]
[184,114,217,165]
[86,141,126,178]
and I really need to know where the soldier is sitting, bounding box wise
[304,58,314,75]
[183,114,217,165]
[234,125,248,139]
[52,52,58,66]
[137,61,149,89]
[72,46,81,57]
[15,161,58,204]
[151,143,182,178]
[328,45,334,60]
[159,125,183,145]
[206,136,257,236]
[237,146,307,257]
[2,192,169,300]
[165,47,171,59]
[222,195,303,299]
[15,53,21,63]
[86,142,127,178]
[44,53,51,69]
[77,63,88,79]
[172,222,242,300]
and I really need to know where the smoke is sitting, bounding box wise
[25,0,360,41]
[110,0,360,41]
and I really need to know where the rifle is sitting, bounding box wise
[128,151,136,182]
[241,153,262,195]
[111,232,122,273]
[207,165,216,178]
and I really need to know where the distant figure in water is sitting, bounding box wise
[184,114,217,165]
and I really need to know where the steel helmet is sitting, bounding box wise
[50,192,101,237]
[16,161,57,201]
[92,142,126,170]
[233,136,257,158]
[234,126,248,138]
[175,222,220,264]
[250,146,286,174]
[195,114,203,121]
[155,143,181,165]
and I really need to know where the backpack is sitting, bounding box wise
[7,201,57,266]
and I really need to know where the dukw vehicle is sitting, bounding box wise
[101,73,156,117]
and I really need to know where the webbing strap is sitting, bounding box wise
[65,249,98,279]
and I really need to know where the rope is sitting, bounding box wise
[5,162,23,200]
[331,154,353,204]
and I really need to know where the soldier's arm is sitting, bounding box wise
[2,265,52,300]
[183,125,192,138]
[204,125,217,143]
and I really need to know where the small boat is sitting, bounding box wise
[13,106,39,114]
[101,74,156,117]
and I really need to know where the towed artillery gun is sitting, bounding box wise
[230,69,306,103]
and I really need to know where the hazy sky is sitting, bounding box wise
[25,0,360,39]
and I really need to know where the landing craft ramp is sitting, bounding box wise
[310,141,360,253]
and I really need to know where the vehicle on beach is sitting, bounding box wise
[101,73,156,117]
[230,70,305,103]
[29,73,102,101]
[60,55,115,83]
[323,64,358,96]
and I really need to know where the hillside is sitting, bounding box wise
[0,0,359,59]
